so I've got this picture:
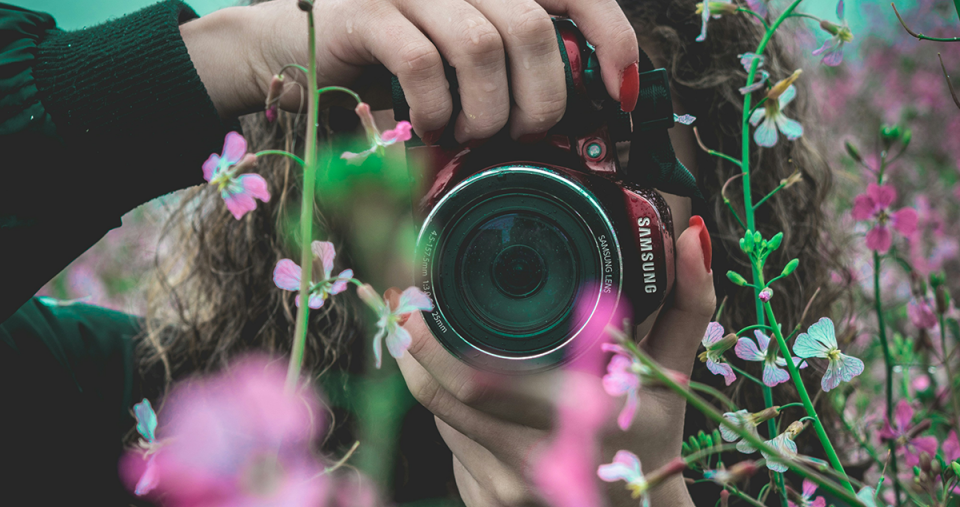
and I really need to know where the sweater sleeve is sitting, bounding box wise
[0,1,235,325]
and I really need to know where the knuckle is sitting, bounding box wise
[492,478,532,506]
[411,375,445,413]
[397,41,444,77]
[451,377,488,406]
[522,94,567,127]
[456,18,504,61]
[508,4,554,48]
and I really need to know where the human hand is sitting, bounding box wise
[390,216,716,506]
[183,0,641,143]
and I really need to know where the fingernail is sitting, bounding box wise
[517,132,547,144]
[464,137,489,150]
[421,128,443,147]
[689,215,712,273]
[620,62,640,113]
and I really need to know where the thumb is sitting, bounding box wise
[639,215,717,375]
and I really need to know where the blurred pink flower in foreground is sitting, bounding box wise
[943,430,960,462]
[341,102,413,164]
[851,183,917,253]
[878,399,937,468]
[202,132,271,220]
[120,355,327,506]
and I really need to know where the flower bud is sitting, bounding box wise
[845,141,862,163]
[951,461,960,477]
[727,271,749,286]
[297,0,313,11]
[767,232,783,252]
[759,287,773,302]
[880,124,901,148]
[936,285,950,315]
[901,129,912,150]
[646,457,688,488]
[781,258,799,277]
[780,170,803,189]
[931,458,941,476]
[741,230,756,252]
[696,1,739,15]
[753,406,781,423]
[819,19,842,36]
[766,70,802,101]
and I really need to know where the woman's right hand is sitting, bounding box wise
[184,0,641,144]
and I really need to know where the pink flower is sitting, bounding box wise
[907,298,938,329]
[358,285,433,368]
[942,430,960,462]
[341,102,413,164]
[119,355,327,506]
[202,132,271,220]
[602,350,643,430]
[851,183,917,253]
[735,330,807,387]
[699,322,737,385]
[878,400,938,468]
[273,241,353,309]
[598,451,650,507]
[758,287,773,302]
[788,479,826,507]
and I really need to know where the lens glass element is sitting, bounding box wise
[458,212,578,336]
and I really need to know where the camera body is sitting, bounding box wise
[394,20,685,374]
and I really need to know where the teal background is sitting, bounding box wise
[8,0,238,29]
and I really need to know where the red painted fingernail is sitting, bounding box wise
[517,132,547,144]
[620,62,639,113]
[689,215,712,273]
[465,138,489,150]
[421,128,443,147]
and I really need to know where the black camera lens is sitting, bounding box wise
[416,166,624,374]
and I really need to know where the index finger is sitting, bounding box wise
[536,0,640,111]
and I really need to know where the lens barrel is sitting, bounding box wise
[416,165,622,374]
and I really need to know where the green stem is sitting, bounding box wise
[690,381,739,410]
[278,63,309,78]
[753,181,787,210]
[873,250,902,504]
[939,312,960,425]
[778,402,805,411]
[723,199,748,230]
[623,338,866,506]
[786,12,822,22]
[736,8,771,31]
[737,324,774,336]
[762,302,856,494]
[316,86,364,104]
[729,363,764,387]
[286,11,320,393]
[255,150,306,167]
[739,5,804,505]
[724,485,767,507]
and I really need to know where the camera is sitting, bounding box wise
[391,19,698,374]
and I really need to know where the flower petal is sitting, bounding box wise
[753,117,779,147]
[134,455,159,496]
[820,42,844,66]
[386,325,412,359]
[395,286,434,314]
[746,0,768,18]
[749,107,766,127]
[762,362,791,387]
[222,189,257,220]
[598,450,642,483]
[778,84,797,108]
[707,359,736,385]
[893,399,913,432]
[836,0,844,20]
[851,193,877,221]
[273,259,302,292]
[866,225,892,253]
[702,322,725,346]
[329,269,353,295]
[942,430,960,461]
[237,173,271,203]
[754,330,771,352]
[202,154,220,182]
[307,292,326,309]
[735,337,765,362]
[696,5,710,42]
[617,391,639,431]
[891,207,918,237]
[775,115,803,141]
[371,328,387,369]
[222,131,247,165]
[811,37,838,57]
[802,479,818,499]
[312,241,337,279]
[381,121,412,144]
[868,183,896,209]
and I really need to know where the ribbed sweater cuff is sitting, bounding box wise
[33,1,233,213]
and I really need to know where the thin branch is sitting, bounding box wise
[939,53,960,110]
[736,8,771,31]
[892,3,960,42]
[694,127,744,168]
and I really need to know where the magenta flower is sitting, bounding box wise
[943,430,960,462]
[358,285,433,368]
[812,0,853,66]
[758,287,773,302]
[788,479,826,507]
[602,349,643,430]
[851,183,918,253]
[273,240,353,309]
[202,132,271,220]
[119,355,327,506]
[735,330,807,387]
[793,317,864,392]
[699,322,737,385]
[879,400,938,468]
[907,297,938,329]
[341,102,413,164]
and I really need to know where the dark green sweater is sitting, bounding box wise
[0,1,231,504]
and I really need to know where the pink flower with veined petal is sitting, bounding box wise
[118,355,327,506]
[273,241,353,309]
[341,102,413,164]
[699,322,737,385]
[879,400,938,468]
[851,183,917,253]
[788,479,826,507]
[202,132,271,220]
[735,330,807,387]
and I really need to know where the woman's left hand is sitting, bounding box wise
[389,217,716,506]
